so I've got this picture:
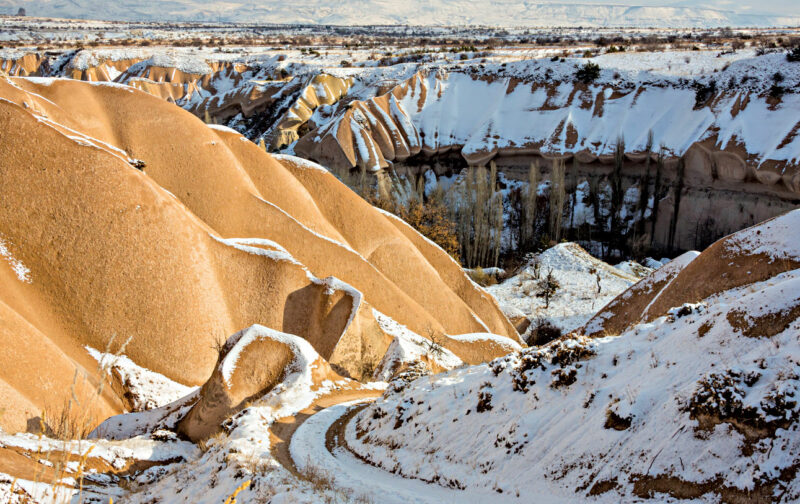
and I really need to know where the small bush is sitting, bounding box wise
[528,318,562,346]
[42,399,94,440]
[769,84,785,99]
[536,270,560,308]
[787,46,800,62]
[575,62,601,84]
[476,388,493,413]
[129,159,146,171]
[604,408,633,430]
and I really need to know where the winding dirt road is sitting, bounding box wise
[274,394,516,503]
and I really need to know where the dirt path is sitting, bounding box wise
[288,400,509,503]
[268,387,383,477]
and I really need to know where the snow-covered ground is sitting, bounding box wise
[347,264,800,501]
[486,243,655,336]
[86,347,197,412]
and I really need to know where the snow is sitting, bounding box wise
[373,309,463,381]
[271,153,328,173]
[10,45,800,176]
[211,234,303,267]
[614,260,654,278]
[583,248,699,335]
[220,325,320,388]
[347,265,800,501]
[291,400,511,503]
[309,275,363,334]
[0,234,31,283]
[465,266,505,277]
[723,209,800,262]
[128,52,212,75]
[487,242,640,334]
[448,333,522,351]
[86,347,197,411]
[118,330,374,504]
[207,123,240,135]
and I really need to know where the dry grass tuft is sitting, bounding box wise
[469,266,497,287]
[223,479,251,504]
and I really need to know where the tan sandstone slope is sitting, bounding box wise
[582,210,800,337]
[0,76,518,434]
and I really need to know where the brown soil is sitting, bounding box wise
[726,303,800,339]
[630,467,800,504]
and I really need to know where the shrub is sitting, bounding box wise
[129,159,146,171]
[769,84,785,99]
[788,46,800,62]
[469,266,497,287]
[575,62,601,84]
[536,269,560,308]
[527,317,562,346]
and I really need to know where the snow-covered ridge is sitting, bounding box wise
[297,55,800,185]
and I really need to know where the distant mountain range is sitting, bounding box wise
[2,0,799,28]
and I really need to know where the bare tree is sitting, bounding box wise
[523,162,539,249]
[610,137,625,246]
[650,147,665,247]
[637,130,654,234]
[538,268,560,309]
[549,158,566,243]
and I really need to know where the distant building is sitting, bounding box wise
[16,7,26,16]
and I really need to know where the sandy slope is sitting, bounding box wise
[0,74,517,434]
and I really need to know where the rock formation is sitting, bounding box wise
[0,75,518,434]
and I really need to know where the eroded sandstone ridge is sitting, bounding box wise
[0,75,518,433]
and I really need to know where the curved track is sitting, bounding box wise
[287,400,514,503]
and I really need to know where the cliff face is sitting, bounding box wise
[296,69,800,188]
[293,66,799,252]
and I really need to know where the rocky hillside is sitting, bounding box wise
[347,209,800,502]
[3,46,797,254]
[486,242,650,338]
